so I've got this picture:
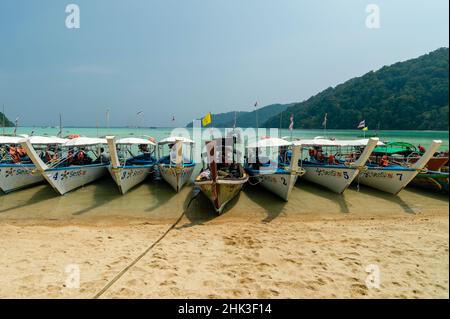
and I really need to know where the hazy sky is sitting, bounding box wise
[0,0,448,127]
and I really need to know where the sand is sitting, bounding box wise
[0,178,448,298]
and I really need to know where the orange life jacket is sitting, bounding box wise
[76,151,85,162]
[316,151,324,161]
[16,147,26,157]
[9,147,20,163]
[380,156,389,167]
[328,154,336,165]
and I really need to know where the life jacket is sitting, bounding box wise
[9,147,20,163]
[347,152,355,162]
[16,147,27,157]
[67,152,74,164]
[328,154,336,165]
[76,151,85,162]
[380,156,389,167]
[45,151,58,162]
[316,151,324,161]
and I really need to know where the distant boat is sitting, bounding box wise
[157,137,195,192]
[106,136,157,194]
[22,137,109,195]
[409,170,449,193]
[195,137,249,214]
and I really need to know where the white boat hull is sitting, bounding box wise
[42,164,108,195]
[159,164,195,192]
[357,167,419,195]
[301,165,360,194]
[257,172,298,201]
[108,165,152,194]
[0,164,44,193]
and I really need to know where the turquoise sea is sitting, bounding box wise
[3,126,449,150]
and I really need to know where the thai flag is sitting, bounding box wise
[357,120,366,129]
[13,117,19,135]
[289,114,294,131]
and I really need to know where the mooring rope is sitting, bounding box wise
[92,189,200,299]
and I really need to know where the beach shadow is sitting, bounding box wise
[298,180,350,214]
[244,184,287,223]
[179,187,220,228]
[0,185,56,214]
[144,179,176,213]
[71,176,120,216]
[405,186,449,202]
[354,184,417,214]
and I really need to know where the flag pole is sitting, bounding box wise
[254,101,259,164]
[255,103,259,140]
[106,108,110,133]
[13,117,18,136]
[2,105,5,135]
[279,111,283,138]
[58,113,63,137]
[289,113,294,141]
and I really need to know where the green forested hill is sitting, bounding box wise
[0,112,13,127]
[263,47,449,130]
[186,103,291,128]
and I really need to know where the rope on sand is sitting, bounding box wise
[92,190,200,299]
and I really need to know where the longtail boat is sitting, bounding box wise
[21,137,109,195]
[358,140,442,194]
[106,136,157,194]
[294,137,380,194]
[0,136,67,193]
[195,136,248,214]
[157,137,195,192]
[244,137,303,201]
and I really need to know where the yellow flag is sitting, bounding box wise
[202,112,212,127]
[362,126,368,131]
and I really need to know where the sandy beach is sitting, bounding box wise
[0,178,448,298]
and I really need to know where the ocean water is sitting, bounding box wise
[3,126,449,150]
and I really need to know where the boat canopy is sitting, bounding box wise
[293,138,384,147]
[116,137,156,145]
[247,137,291,148]
[292,138,336,146]
[0,136,23,144]
[64,137,107,147]
[27,136,69,145]
[158,136,195,145]
[1,135,68,145]
[373,141,416,154]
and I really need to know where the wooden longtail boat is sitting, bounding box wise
[195,137,248,214]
